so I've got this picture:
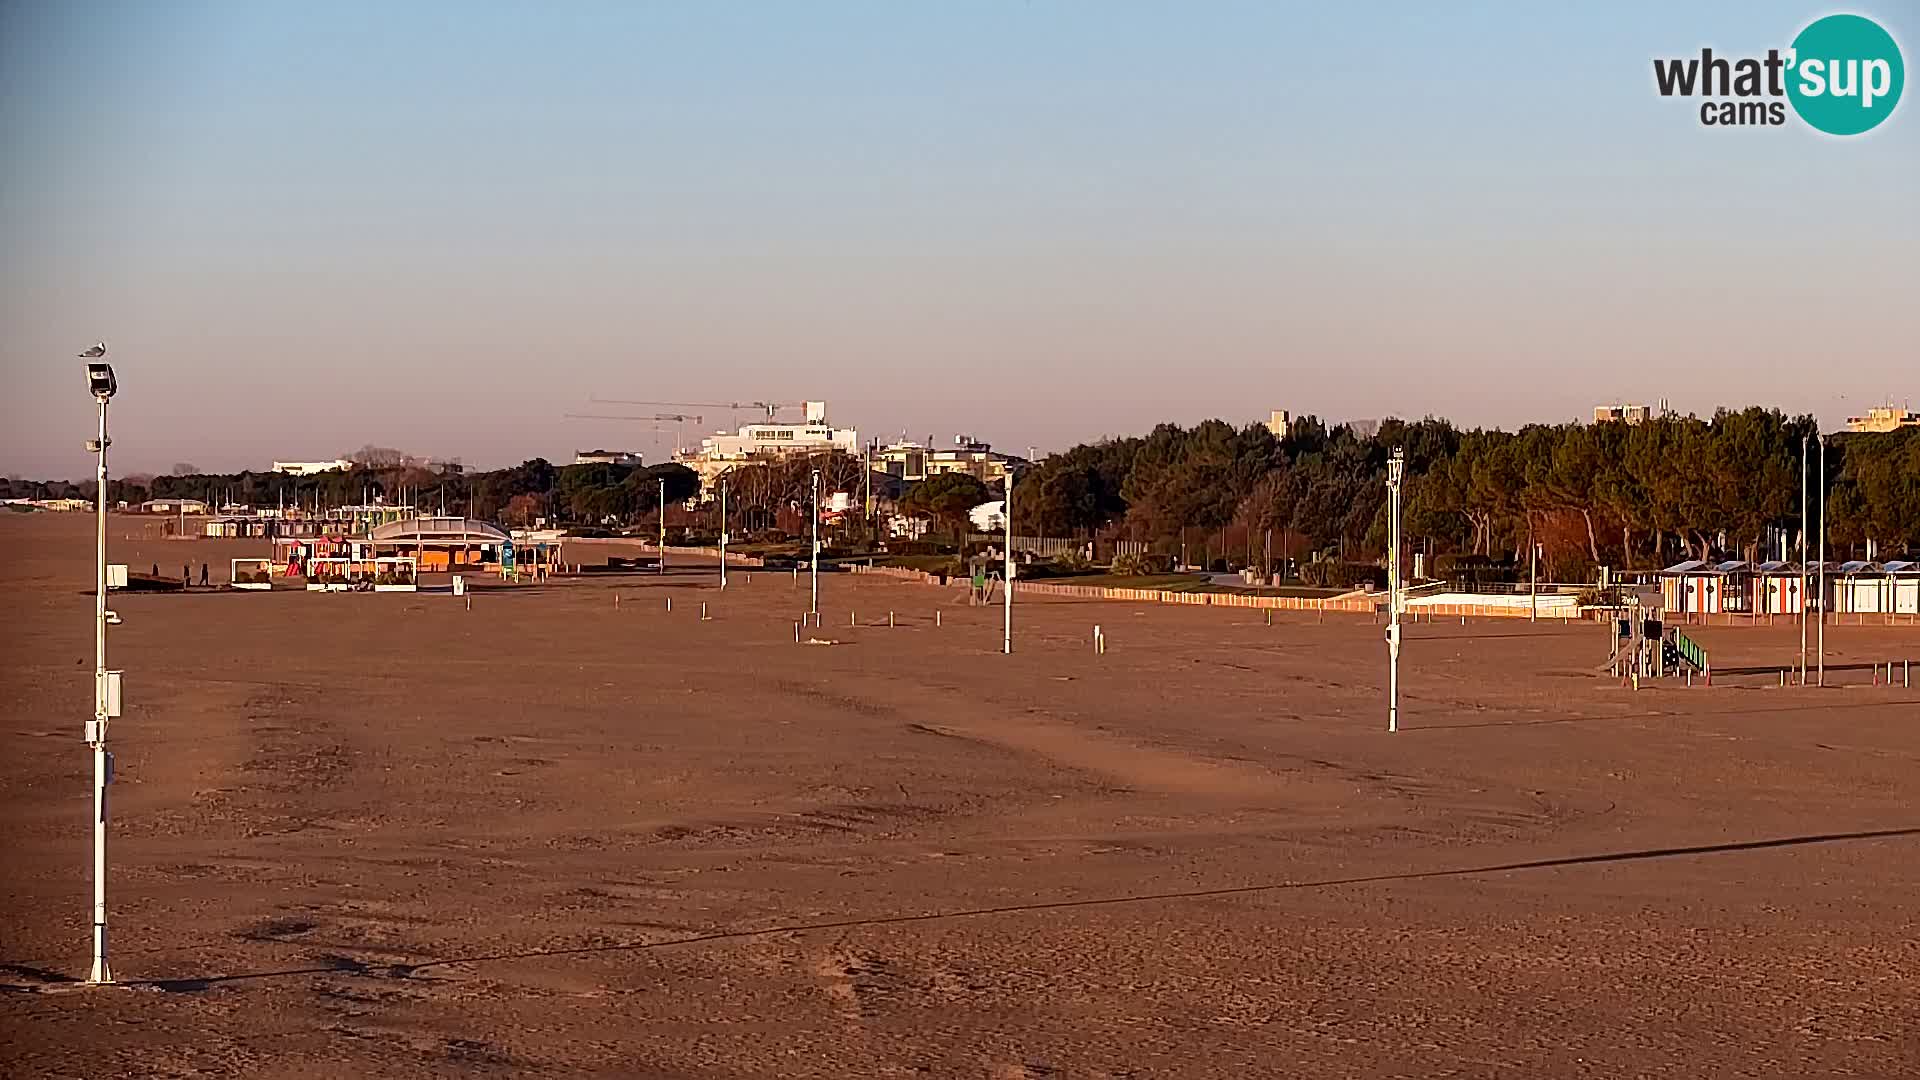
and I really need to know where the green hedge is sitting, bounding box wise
[1299,559,1387,589]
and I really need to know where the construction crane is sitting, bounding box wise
[564,412,704,457]
[589,397,800,422]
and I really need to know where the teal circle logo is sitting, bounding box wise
[1786,14,1904,135]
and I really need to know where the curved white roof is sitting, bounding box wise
[369,516,508,543]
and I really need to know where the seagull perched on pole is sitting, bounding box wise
[79,343,107,358]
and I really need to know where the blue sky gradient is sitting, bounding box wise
[2,2,1914,475]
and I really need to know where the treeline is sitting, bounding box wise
[9,408,1916,570]
[1012,410,1920,573]
[0,459,702,529]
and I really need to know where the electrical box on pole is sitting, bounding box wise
[95,670,122,719]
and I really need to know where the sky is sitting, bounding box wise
[2,1,1915,478]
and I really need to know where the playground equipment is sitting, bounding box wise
[1606,604,1708,683]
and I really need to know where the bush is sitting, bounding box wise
[1576,585,1626,607]
[1299,559,1387,589]
[1053,549,1092,573]
[567,526,614,538]
[1432,554,1518,587]
[884,539,949,556]
[1006,558,1094,581]
[1110,551,1152,576]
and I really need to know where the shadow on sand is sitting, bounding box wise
[11,825,1913,995]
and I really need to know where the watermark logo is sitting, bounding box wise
[1653,13,1903,134]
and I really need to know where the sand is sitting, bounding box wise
[3,513,1917,1078]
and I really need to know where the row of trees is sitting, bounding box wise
[1,458,699,530]
[1012,411,1920,571]
[8,409,1915,568]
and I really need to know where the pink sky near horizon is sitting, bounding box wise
[3,2,1913,479]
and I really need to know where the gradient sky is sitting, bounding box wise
[2,1,1915,478]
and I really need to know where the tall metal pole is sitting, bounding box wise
[1528,533,1539,623]
[810,468,820,618]
[1817,434,1827,687]
[1800,434,1808,684]
[658,476,667,575]
[718,477,727,591]
[1386,448,1404,733]
[1003,470,1013,655]
[90,392,112,984]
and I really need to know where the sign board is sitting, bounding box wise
[501,539,516,572]
[106,564,128,589]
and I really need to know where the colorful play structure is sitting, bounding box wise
[1606,608,1711,682]
[299,556,419,592]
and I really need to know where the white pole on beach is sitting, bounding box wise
[83,346,118,983]
[810,468,820,620]
[1386,447,1405,733]
[1799,434,1809,684]
[1003,471,1013,655]
[1818,434,1827,687]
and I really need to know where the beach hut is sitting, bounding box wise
[1712,560,1754,613]
[1834,560,1887,614]
[1752,561,1805,615]
[1885,561,1920,615]
[1660,560,1728,614]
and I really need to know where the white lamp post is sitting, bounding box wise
[718,477,727,591]
[82,344,118,984]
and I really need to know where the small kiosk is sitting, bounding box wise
[230,558,274,590]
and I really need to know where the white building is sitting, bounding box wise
[1845,404,1920,433]
[272,459,353,476]
[1593,403,1653,425]
[877,435,1023,485]
[139,498,209,515]
[677,401,858,483]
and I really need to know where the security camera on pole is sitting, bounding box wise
[82,343,123,984]
[1385,447,1405,733]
